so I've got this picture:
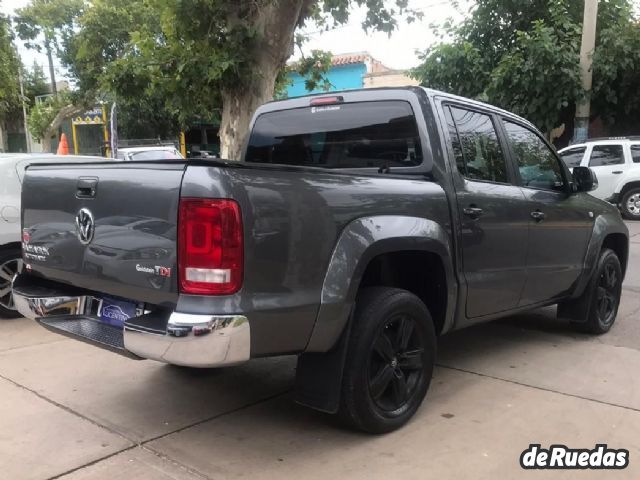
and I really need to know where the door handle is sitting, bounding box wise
[462,206,483,219]
[530,210,545,222]
[612,171,623,174]
[76,177,98,199]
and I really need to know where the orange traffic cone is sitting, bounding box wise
[56,133,70,155]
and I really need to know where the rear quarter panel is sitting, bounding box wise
[180,164,453,356]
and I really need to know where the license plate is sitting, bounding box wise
[99,296,137,328]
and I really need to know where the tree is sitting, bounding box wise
[14,0,83,95]
[24,61,49,103]
[28,92,85,152]
[411,0,639,138]
[485,5,583,134]
[68,0,420,159]
[0,9,20,123]
[591,8,640,132]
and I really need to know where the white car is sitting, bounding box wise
[0,153,113,317]
[116,146,183,161]
[559,137,640,219]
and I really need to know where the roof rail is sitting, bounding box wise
[585,136,640,142]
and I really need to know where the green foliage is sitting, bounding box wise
[486,3,583,133]
[27,93,70,140]
[276,49,334,98]
[412,0,640,134]
[591,10,640,129]
[23,61,49,102]
[14,0,83,54]
[62,0,417,151]
[0,10,20,120]
[412,41,488,99]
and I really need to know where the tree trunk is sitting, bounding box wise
[220,77,278,161]
[218,0,307,160]
[41,104,84,153]
[45,36,57,96]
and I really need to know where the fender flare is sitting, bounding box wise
[570,212,629,299]
[305,215,456,352]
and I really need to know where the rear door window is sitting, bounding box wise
[245,101,422,169]
[559,147,586,168]
[589,145,624,166]
[631,145,640,163]
[447,106,508,183]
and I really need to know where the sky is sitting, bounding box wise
[1,0,470,82]
[1,0,62,74]
[294,0,469,69]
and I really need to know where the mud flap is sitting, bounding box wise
[294,318,352,414]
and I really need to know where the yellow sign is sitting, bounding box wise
[72,107,104,125]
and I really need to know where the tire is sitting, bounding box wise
[620,187,640,220]
[340,287,436,434]
[560,249,622,334]
[0,246,22,318]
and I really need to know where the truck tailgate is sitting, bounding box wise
[21,162,185,306]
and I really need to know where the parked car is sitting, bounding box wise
[558,137,640,219]
[0,153,116,318]
[13,88,628,433]
[116,145,183,161]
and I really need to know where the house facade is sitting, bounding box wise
[285,52,418,98]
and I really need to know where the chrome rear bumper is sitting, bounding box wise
[124,313,250,367]
[12,277,250,368]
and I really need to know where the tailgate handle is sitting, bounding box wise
[76,177,98,198]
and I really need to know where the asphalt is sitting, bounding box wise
[1,221,638,480]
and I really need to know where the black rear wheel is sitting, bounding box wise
[562,248,622,334]
[340,287,436,433]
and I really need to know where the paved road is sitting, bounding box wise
[1,222,639,479]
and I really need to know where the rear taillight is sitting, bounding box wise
[178,198,243,295]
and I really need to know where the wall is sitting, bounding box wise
[286,63,367,98]
[363,71,419,88]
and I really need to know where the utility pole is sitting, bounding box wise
[574,0,599,143]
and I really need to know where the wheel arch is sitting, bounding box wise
[618,180,640,197]
[0,242,21,252]
[602,233,628,278]
[305,215,456,353]
[570,214,629,299]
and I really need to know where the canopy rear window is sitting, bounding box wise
[245,101,423,169]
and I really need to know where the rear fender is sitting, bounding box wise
[305,215,455,353]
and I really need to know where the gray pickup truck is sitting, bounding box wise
[13,88,629,433]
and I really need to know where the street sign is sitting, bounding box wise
[72,107,104,125]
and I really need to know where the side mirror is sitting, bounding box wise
[572,166,598,193]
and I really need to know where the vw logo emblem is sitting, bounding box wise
[75,208,95,245]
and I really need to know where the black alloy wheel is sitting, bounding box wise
[340,287,436,433]
[594,259,620,328]
[563,248,623,335]
[368,315,424,413]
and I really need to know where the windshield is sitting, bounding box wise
[245,101,423,169]
[128,149,183,161]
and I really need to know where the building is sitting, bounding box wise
[285,51,418,98]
